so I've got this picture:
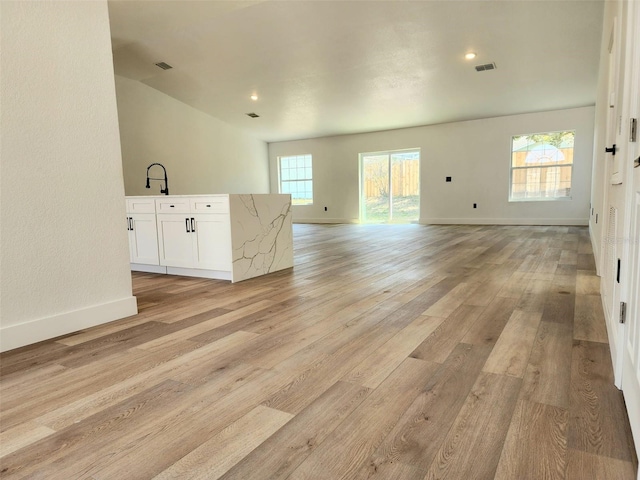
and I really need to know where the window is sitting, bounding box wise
[279,154,313,205]
[510,131,574,201]
[360,149,420,223]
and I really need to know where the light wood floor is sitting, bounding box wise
[1,224,637,479]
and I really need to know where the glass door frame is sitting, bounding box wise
[359,148,421,224]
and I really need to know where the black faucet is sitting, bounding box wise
[145,163,169,195]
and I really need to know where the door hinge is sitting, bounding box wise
[620,302,627,324]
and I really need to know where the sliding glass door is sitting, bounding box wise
[360,149,420,223]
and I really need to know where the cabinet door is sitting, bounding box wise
[157,214,193,268]
[129,213,160,265]
[191,214,231,271]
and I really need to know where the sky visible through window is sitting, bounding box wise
[279,154,313,205]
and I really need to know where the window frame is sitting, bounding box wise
[358,148,421,223]
[278,154,313,206]
[508,130,575,202]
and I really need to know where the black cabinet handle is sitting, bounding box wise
[185,218,190,233]
[191,218,195,232]
[126,217,130,231]
[129,218,133,231]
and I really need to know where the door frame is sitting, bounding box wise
[601,14,621,315]
[359,148,421,224]
[600,5,629,386]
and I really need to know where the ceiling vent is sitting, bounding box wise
[475,62,497,72]
[246,113,260,118]
[155,62,173,70]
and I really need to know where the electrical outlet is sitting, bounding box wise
[473,203,477,208]
[446,176,452,182]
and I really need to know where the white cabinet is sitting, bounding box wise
[128,214,160,264]
[155,196,231,273]
[155,197,190,214]
[125,198,160,267]
[126,197,156,214]
[192,214,231,271]
[156,214,194,267]
[126,194,293,283]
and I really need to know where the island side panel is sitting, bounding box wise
[229,194,293,282]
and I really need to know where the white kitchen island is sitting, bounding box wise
[125,194,293,283]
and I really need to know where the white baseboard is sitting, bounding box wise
[600,287,624,388]
[419,217,589,226]
[165,266,232,281]
[293,218,359,224]
[621,346,640,473]
[294,218,589,226]
[0,296,138,352]
[131,263,167,274]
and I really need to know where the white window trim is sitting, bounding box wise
[278,154,313,206]
[508,131,575,202]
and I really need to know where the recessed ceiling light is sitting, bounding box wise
[250,94,258,101]
[465,52,477,60]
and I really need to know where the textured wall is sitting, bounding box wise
[269,107,595,225]
[115,76,269,196]
[0,1,135,348]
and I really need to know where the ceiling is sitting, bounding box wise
[108,0,604,143]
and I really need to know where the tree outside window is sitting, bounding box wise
[510,131,574,201]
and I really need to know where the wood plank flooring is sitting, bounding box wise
[1,224,637,479]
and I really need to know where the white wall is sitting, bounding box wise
[115,76,269,196]
[589,1,615,269]
[269,107,595,225]
[0,1,137,351]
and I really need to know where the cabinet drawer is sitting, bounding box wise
[190,196,229,214]
[126,197,156,214]
[156,198,190,214]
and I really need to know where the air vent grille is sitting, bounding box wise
[155,62,173,70]
[475,62,497,72]
[246,113,260,118]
